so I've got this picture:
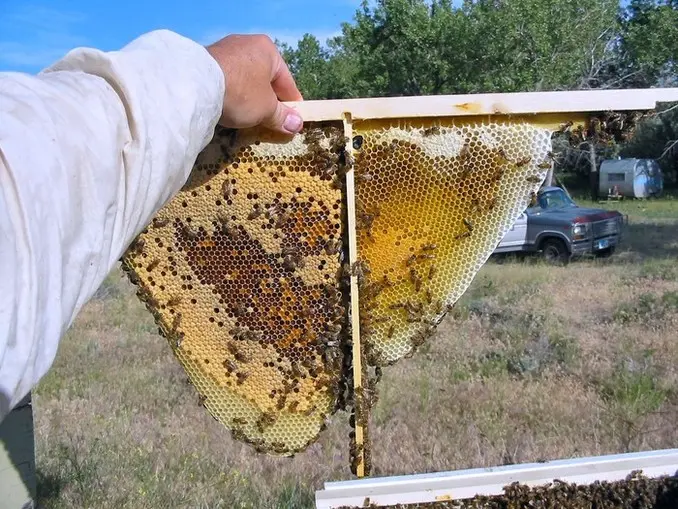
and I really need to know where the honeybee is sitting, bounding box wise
[351,261,369,280]
[220,219,239,239]
[412,331,428,348]
[232,417,248,427]
[275,210,291,229]
[281,245,300,257]
[198,394,207,406]
[276,393,287,411]
[406,254,417,267]
[422,243,437,251]
[423,126,441,136]
[559,120,574,133]
[331,175,343,190]
[231,428,247,442]
[129,237,145,253]
[295,404,315,417]
[230,327,247,341]
[288,401,300,413]
[356,171,374,183]
[170,313,182,332]
[244,330,263,342]
[221,180,233,199]
[256,412,276,432]
[283,254,302,271]
[526,175,542,183]
[425,289,433,304]
[270,441,289,455]
[146,259,160,272]
[228,343,250,363]
[247,204,263,220]
[463,218,474,232]
[223,359,238,372]
[486,196,497,211]
[538,159,552,169]
[387,325,395,338]
[290,361,304,379]
[428,264,437,280]
[491,166,505,182]
[515,156,532,167]
[455,231,471,240]
[459,141,471,160]
[137,289,159,308]
[409,268,422,292]
[236,371,250,385]
[152,217,170,228]
[167,295,182,308]
[181,223,198,240]
[324,239,342,256]
[232,302,247,317]
[496,147,510,164]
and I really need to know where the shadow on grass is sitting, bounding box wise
[489,221,678,267]
[36,469,65,508]
[620,222,678,260]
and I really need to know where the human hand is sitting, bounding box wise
[206,34,304,135]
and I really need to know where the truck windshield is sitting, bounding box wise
[535,190,576,210]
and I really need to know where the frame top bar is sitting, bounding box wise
[286,88,678,122]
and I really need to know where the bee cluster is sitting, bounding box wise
[555,111,649,148]
[346,470,678,508]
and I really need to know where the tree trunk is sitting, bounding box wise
[589,143,598,201]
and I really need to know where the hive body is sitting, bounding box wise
[122,125,350,454]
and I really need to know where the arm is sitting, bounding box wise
[0,30,303,419]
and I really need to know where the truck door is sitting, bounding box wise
[497,211,528,249]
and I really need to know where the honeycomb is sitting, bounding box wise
[121,117,552,462]
[121,125,351,455]
[351,120,552,366]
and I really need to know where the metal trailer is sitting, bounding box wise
[599,158,663,199]
[315,449,678,508]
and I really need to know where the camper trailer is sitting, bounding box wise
[599,158,663,199]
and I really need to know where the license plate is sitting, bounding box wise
[596,239,610,250]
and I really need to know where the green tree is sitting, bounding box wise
[278,35,330,100]
[621,0,678,87]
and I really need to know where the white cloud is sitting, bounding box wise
[0,4,88,71]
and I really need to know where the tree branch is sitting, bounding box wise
[660,139,678,160]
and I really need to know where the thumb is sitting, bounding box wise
[262,100,304,135]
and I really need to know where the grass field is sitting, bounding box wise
[34,195,678,508]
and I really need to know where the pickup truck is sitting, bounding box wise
[494,186,624,264]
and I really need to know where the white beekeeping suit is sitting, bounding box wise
[0,30,225,421]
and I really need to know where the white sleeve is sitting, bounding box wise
[0,29,225,419]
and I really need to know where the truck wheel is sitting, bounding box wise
[541,238,569,265]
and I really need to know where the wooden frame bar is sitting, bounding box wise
[287,88,678,122]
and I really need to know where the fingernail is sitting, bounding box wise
[283,113,303,133]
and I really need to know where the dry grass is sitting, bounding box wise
[34,198,678,508]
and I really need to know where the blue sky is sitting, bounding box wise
[0,1,363,74]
